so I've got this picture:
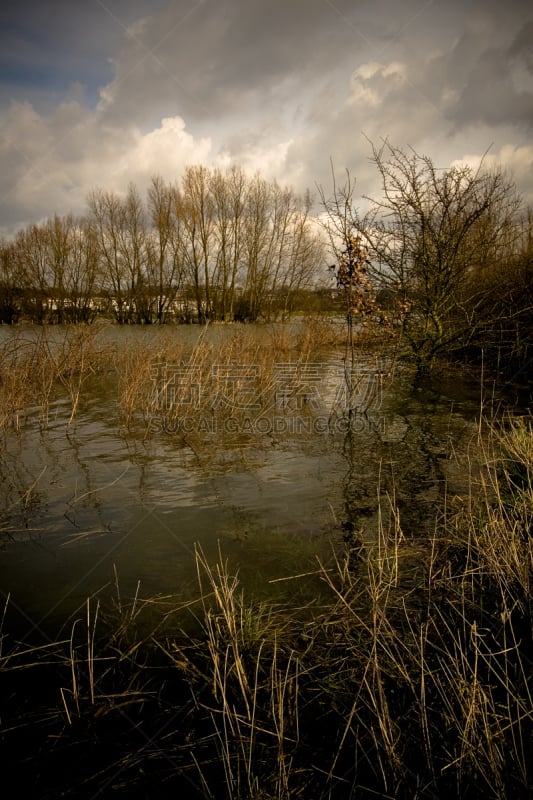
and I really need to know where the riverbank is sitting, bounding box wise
[0,320,531,797]
[1,416,531,799]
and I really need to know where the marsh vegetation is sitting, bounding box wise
[0,319,530,798]
[0,144,532,797]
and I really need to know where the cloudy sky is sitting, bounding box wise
[1,0,532,235]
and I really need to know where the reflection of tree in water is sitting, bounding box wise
[0,454,47,542]
[339,375,473,557]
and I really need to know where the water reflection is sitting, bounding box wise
[0,326,511,637]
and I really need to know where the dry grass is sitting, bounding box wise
[0,319,392,437]
[3,413,530,798]
[0,324,531,797]
[113,324,338,440]
[0,325,111,431]
[162,416,532,798]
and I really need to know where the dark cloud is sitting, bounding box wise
[96,0,359,123]
[0,0,171,108]
[441,20,533,130]
[1,0,533,233]
[508,20,533,70]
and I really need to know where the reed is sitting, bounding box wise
[0,325,111,431]
[113,324,335,444]
[0,409,531,797]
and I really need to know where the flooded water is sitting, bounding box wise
[0,323,523,637]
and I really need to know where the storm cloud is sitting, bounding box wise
[0,0,532,235]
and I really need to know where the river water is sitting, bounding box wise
[0,323,524,638]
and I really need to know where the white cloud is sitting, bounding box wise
[0,103,214,232]
[111,116,212,183]
[1,0,532,235]
[348,61,407,109]
[125,17,148,39]
[452,144,533,203]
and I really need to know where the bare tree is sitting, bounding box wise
[118,184,148,323]
[239,174,273,320]
[13,224,51,322]
[320,143,524,371]
[467,206,533,369]
[62,216,101,322]
[365,142,523,369]
[210,166,248,321]
[0,239,23,323]
[146,176,184,323]
[44,216,66,321]
[88,185,148,323]
[88,189,127,322]
[274,191,324,319]
[180,165,216,322]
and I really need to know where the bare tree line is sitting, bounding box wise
[2,145,532,377]
[0,166,325,324]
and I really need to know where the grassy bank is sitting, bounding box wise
[0,416,531,798]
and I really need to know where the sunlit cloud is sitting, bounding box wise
[0,0,532,235]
